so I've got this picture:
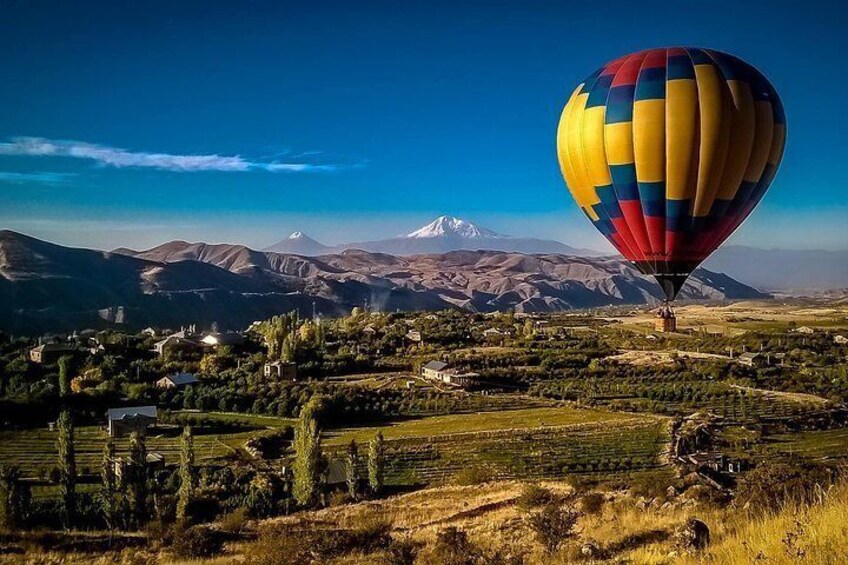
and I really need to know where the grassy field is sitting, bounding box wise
[169,410,297,428]
[323,407,671,486]
[0,425,254,477]
[765,427,848,460]
[323,406,639,446]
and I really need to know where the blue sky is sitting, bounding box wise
[1,0,845,251]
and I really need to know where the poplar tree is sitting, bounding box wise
[0,466,29,531]
[127,432,148,528]
[99,438,117,529]
[58,355,72,397]
[292,398,323,506]
[368,431,385,495]
[346,440,360,500]
[176,426,195,524]
[57,410,76,528]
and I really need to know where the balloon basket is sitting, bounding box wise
[654,301,677,333]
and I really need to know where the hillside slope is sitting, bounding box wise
[1,230,767,334]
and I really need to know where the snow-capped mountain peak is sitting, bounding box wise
[405,216,503,239]
[288,231,307,240]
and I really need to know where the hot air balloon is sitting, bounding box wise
[556,47,786,312]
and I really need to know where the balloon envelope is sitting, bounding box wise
[557,48,785,300]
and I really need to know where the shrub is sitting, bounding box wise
[527,504,579,554]
[737,460,835,514]
[245,516,391,565]
[380,537,421,565]
[454,466,493,486]
[218,507,249,535]
[416,527,523,565]
[580,492,605,515]
[517,484,556,510]
[171,525,225,559]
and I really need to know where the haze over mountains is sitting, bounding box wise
[0,229,765,335]
[265,215,597,256]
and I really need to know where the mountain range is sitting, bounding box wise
[0,230,765,335]
[266,215,848,292]
[265,215,596,256]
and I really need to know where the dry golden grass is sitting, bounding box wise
[8,478,848,563]
[251,477,848,564]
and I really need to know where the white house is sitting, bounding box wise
[420,360,481,389]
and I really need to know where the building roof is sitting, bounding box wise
[201,332,244,346]
[423,360,448,371]
[31,343,72,353]
[160,372,198,386]
[107,406,158,422]
[266,360,296,367]
[738,352,761,360]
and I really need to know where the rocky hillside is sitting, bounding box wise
[0,230,767,334]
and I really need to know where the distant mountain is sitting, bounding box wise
[265,231,333,255]
[124,238,764,315]
[0,230,766,334]
[262,216,599,257]
[0,231,333,335]
[704,246,848,292]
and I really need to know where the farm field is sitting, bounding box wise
[324,407,671,486]
[169,410,296,428]
[323,405,639,446]
[765,428,848,460]
[609,300,848,334]
[0,425,253,477]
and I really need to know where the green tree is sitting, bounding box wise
[292,397,323,507]
[57,409,76,528]
[127,432,148,528]
[99,438,117,529]
[346,440,360,500]
[0,466,30,531]
[368,432,385,495]
[176,426,195,524]
[58,355,73,397]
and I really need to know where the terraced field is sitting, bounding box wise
[0,426,253,476]
[765,428,848,460]
[323,406,634,446]
[325,407,671,486]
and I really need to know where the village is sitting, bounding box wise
[1,299,847,561]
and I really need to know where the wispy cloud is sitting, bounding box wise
[0,136,347,173]
[0,171,75,185]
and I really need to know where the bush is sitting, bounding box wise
[453,467,493,486]
[737,460,835,514]
[245,516,391,565]
[218,507,249,535]
[416,527,481,565]
[170,525,225,559]
[579,492,605,515]
[527,504,579,554]
[380,537,421,565]
[517,484,556,510]
[416,527,523,565]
